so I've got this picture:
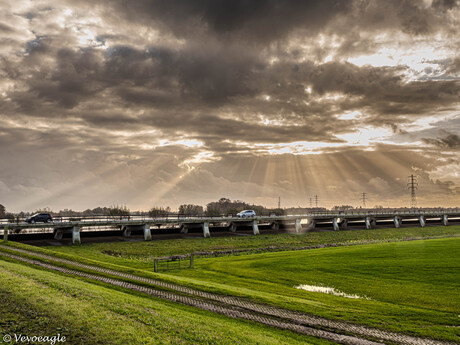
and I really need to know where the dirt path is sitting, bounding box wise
[0,245,455,345]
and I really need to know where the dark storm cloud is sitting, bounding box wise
[82,0,459,44]
[1,0,459,211]
[446,58,460,75]
[6,37,459,146]
[19,46,104,109]
[97,0,354,43]
[432,0,459,10]
[423,132,460,149]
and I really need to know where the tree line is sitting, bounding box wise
[0,199,283,219]
[2,201,454,220]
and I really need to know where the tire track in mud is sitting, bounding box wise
[0,245,455,345]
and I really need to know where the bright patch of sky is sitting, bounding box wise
[347,44,453,81]
[335,110,364,120]
[335,126,394,146]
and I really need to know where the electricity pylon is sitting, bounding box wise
[407,174,418,208]
[361,192,367,208]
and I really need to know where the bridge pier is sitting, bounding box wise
[252,220,260,235]
[306,219,316,231]
[54,226,81,244]
[228,223,237,232]
[143,224,152,241]
[121,226,131,237]
[72,226,81,245]
[180,224,188,234]
[295,218,302,233]
[442,214,448,226]
[365,217,373,230]
[393,216,401,228]
[419,215,426,227]
[270,221,280,230]
[120,224,151,240]
[332,217,340,231]
[202,222,210,238]
[340,219,348,230]
[53,228,63,240]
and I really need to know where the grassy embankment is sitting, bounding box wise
[0,258,326,345]
[47,225,460,268]
[43,226,460,342]
[1,226,459,343]
[167,237,460,342]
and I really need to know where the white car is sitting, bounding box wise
[237,210,256,218]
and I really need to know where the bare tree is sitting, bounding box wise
[178,204,204,215]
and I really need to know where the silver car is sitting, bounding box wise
[237,210,256,218]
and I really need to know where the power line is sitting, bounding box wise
[407,174,418,208]
[361,192,367,208]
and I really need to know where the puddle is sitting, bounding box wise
[295,284,370,300]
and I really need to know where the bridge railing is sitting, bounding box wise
[1,208,459,226]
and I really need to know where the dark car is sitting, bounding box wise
[26,213,53,224]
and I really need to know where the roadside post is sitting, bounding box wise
[3,225,8,242]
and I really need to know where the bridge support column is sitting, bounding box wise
[228,223,237,232]
[340,219,348,230]
[53,229,62,240]
[294,218,302,233]
[252,220,260,235]
[306,220,316,231]
[393,216,401,228]
[365,217,372,230]
[419,215,426,227]
[143,224,152,241]
[180,225,188,234]
[442,214,448,226]
[121,226,131,237]
[271,221,280,230]
[72,226,81,245]
[332,217,339,231]
[202,222,210,238]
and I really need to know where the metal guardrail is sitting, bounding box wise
[1,208,459,224]
[1,208,460,230]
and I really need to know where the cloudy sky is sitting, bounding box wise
[1,0,459,212]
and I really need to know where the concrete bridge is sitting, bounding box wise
[1,210,459,245]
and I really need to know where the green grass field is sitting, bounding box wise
[165,237,460,341]
[45,225,460,270]
[0,259,328,345]
[1,226,460,343]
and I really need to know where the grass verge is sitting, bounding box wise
[44,225,460,270]
[1,226,459,342]
[0,259,330,345]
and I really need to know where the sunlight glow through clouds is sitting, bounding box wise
[231,124,407,156]
[2,0,460,210]
[336,127,394,146]
[347,45,452,80]
[181,151,219,167]
[160,139,204,148]
[335,111,364,120]
[406,113,459,132]
[140,139,204,150]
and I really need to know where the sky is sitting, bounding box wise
[0,0,459,213]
